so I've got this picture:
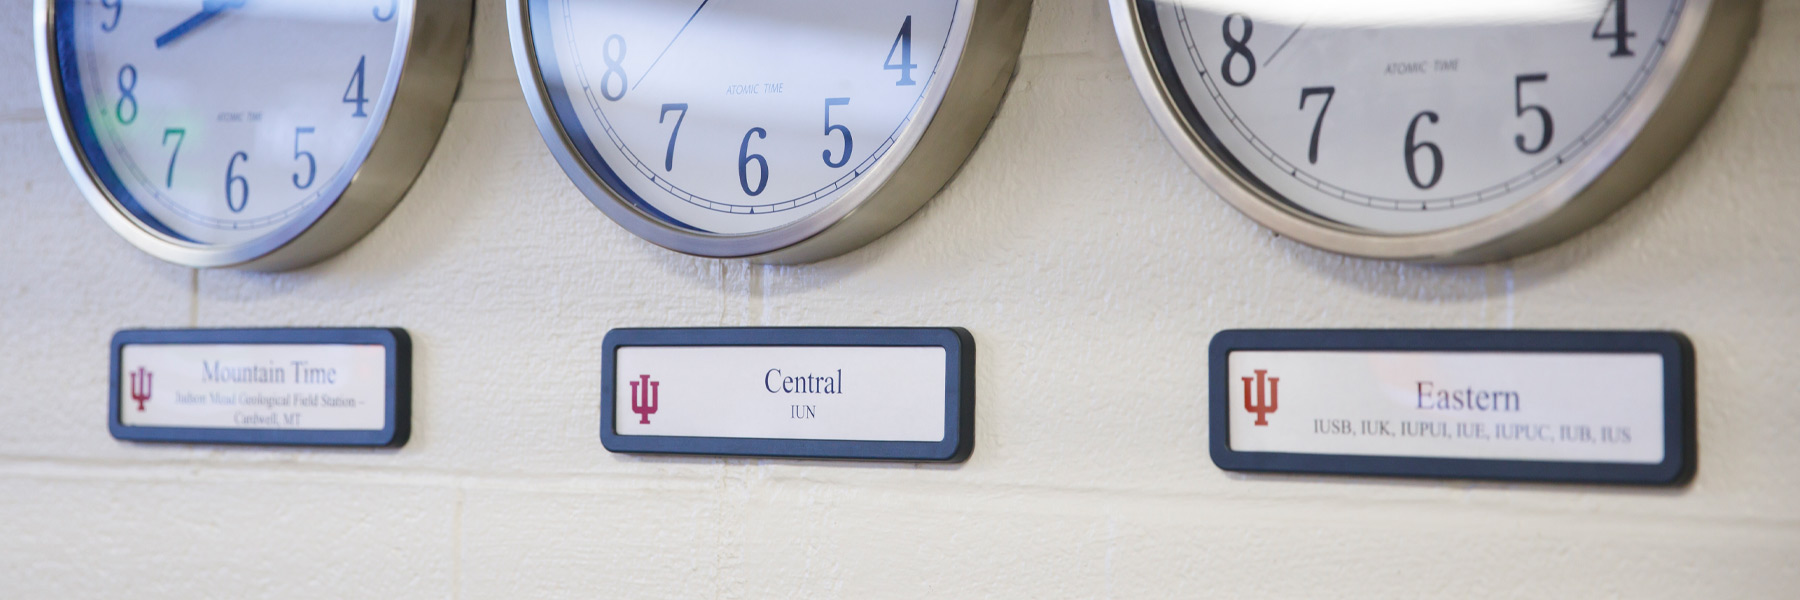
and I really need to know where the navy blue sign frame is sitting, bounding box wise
[109,328,411,447]
[1209,330,1695,485]
[601,327,975,462]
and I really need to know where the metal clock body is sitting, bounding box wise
[37,0,471,271]
[509,0,1030,263]
[1111,0,1758,262]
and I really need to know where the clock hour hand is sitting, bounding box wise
[155,0,249,49]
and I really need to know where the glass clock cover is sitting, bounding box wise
[516,0,1026,261]
[41,0,464,269]
[1117,0,1755,261]
[1149,0,1687,233]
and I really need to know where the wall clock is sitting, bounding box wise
[509,0,1030,263]
[1111,0,1757,262]
[37,0,471,270]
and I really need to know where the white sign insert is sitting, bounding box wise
[1227,351,1666,464]
[613,345,947,443]
[119,344,389,431]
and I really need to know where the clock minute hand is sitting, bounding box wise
[155,0,249,49]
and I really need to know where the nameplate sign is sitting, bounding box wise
[1210,330,1693,485]
[601,328,974,462]
[110,328,410,447]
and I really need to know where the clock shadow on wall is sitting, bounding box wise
[1110,0,1760,295]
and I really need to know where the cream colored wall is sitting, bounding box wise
[4,1,1798,597]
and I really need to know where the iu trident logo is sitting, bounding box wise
[128,366,153,411]
[1241,369,1278,426]
[630,375,659,424]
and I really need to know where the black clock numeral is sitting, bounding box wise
[1220,14,1255,87]
[885,16,917,86]
[115,64,138,125]
[343,56,369,118]
[225,152,250,213]
[1513,74,1554,155]
[822,97,853,168]
[293,127,318,189]
[1297,86,1333,165]
[601,35,628,101]
[161,128,184,189]
[374,0,396,22]
[100,0,123,32]
[1403,111,1443,190]
[659,103,687,172]
[1593,0,1636,57]
[738,127,768,196]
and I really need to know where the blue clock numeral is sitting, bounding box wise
[1513,74,1554,155]
[100,0,123,32]
[1593,0,1636,57]
[601,35,628,101]
[738,127,768,197]
[1404,111,1443,190]
[822,98,853,168]
[374,0,397,22]
[659,103,687,172]
[225,152,250,212]
[1219,14,1256,87]
[292,127,318,189]
[1298,86,1333,165]
[884,16,917,86]
[115,64,138,125]
[161,128,184,188]
[343,56,369,118]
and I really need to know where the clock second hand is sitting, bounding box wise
[632,0,711,92]
[1262,22,1305,68]
[155,0,249,49]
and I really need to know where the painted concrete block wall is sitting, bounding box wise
[3,0,1797,597]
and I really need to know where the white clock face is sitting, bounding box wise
[1145,0,1684,234]
[54,0,405,247]
[525,0,967,236]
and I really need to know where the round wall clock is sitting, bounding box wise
[509,0,1030,263]
[36,0,471,271]
[1111,0,1758,262]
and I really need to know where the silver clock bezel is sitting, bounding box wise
[35,0,472,271]
[508,0,1031,264]
[1110,0,1759,263]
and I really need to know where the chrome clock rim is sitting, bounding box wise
[508,0,1031,263]
[35,0,472,271]
[1109,0,1758,263]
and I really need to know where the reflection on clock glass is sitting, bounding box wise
[1146,0,1681,234]
[528,0,965,235]
[57,0,404,246]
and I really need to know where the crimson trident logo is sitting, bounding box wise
[1241,369,1278,426]
[129,366,153,411]
[630,374,659,424]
